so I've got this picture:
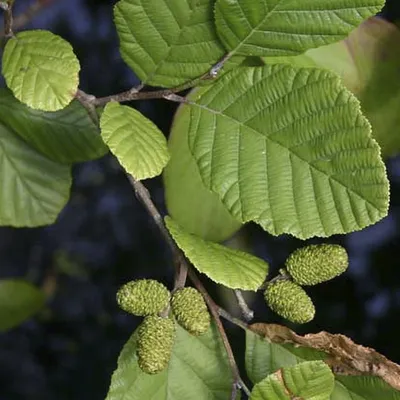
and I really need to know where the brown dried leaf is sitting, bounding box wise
[250,323,400,391]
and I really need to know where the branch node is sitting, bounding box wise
[75,89,99,125]
[207,52,233,79]
[163,93,185,103]
[3,5,13,37]
[234,290,254,322]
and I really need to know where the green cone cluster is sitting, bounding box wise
[116,279,170,316]
[264,280,315,324]
[285,244,348,286]
[137,316,175,374]
[171,287,210,336]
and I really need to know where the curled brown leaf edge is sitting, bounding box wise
[250,323,400,391]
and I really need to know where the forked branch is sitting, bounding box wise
[127,176,250,398]
[78,53,233,107]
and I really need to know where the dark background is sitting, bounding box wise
[0,1,400,399]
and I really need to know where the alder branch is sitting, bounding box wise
[187,268,251,398]
[1,0,14,37]
[127,176,188,291]
[75,89,99,125]
[93,86,179,107]
[75,51,250,397]
[234,290,254,322]
[218,307,249,330]
[1,0,56,38]
[124,176,251,398]
[81,53,233,107]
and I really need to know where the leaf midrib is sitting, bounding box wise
[186,99,384,214]
[144,0,218,83]
[226,0,284,56]
[224,1,382,56]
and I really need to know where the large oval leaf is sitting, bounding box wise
[0,279,46,332]
[0,123,71,227]
[165,216,268,290]
[100,102,169,180]
[2,30,80,111]
[114,0,224,87]
[0,88,107,164]
[106,322,235,400]
[263,18,400,159]
[180,65,389,239]
[164,102,242,242]
[214,0,384,57]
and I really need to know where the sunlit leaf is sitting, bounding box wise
[214,0,384,57]
[250,361,334,400]
[114,0,224,87]
[263,18,400,159]
[179,65,389,238]
[2,30,80,111]
[100,102,169,180]
[250,374,290,400]
[165,216,268,290]
[164,102,242,242]
[282,361,334,400]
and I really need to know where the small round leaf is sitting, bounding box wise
[100,102,169,180]
[2,30,80,111]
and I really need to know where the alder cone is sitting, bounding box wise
[264,280,315,324]
[116,279,170,316]
[137,316,175,374]
[286,244,348,286]
[171,287,210,335]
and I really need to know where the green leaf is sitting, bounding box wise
[250,374,290,400]
[245,328,326,384]
[114,0,224,87]
[0,88,107,164]
[165,216,268,290]
[2,30,80,111]
[0,122,71,227]
[332,376,400,400]
[183,65,389,239]
[250,361,334,400]
[282,361,334,400]
[0,279,45,332]
[106,322,236,400]
[100,102,169,180]
[214,0,384,57]
[164,102,242,242]
[265,18,400,159]
[246,328,400,398]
